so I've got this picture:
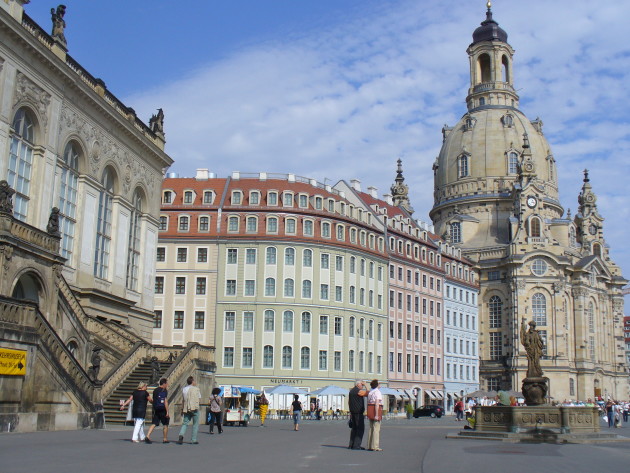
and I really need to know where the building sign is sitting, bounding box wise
[269,378,304,385]
[0,348,27,376]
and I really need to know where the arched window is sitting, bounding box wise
[303,219,314,236]
[58,141,80,260]
[284,278,294,297]
[508,152,519,174]
[94,167,114,279]
[569,227,577,247]
[266,216,278,233]
[8,109,36,221]
[302,280,312,298]
[501,55,509,83]
[587,301,594,332]
[529,217,541,237]
[349,316,355,336]
[489,295,502,328]
[282,346,292,369]
[228,216,239,232]
[263,345,273,368]
[300,347,310,369]
[283,310,293,332]
[246,216,257,232]
[264,277,275,296]
[266,247,277,264]
[285,248,295,265]
[532,293,547,326]
[321,221,331,238]
[285,217,296,234]
[451,222,461,244]
[303,249,312,267]
[126,189,143,291]
[264,310,275,331]
[458,155,469,178]
[593,243,602,257]
[348,350,355,371]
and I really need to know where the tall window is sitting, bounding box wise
[319,350,328,370]
[284,278,294,297]
[267,216,278,233]
[529,217,541,237]
[458,155,469,178]
[242,348,253,368]
[508,151,519,174]
[265,277,275,296]
[94,168,114,279]
[264,310,274,331]
[282,346,292,369]
[301,347,310,369]
[451,222,461,244]
[8,109,35,221]
[532,293,547,326]
[283,310,293,332]
[301,312,311,333]
[302,280,312,298]
[489,296,502,328]
[587,301,595,333]
[126,190,142,291]
[285,248,295,265]
[266,247,277,264]
[303,249,312,267]
[490,332,502,360]
[263,345,273,368]
[58,141,80,260]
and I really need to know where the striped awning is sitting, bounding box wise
[426,390,436,400]
[404,389,417,401]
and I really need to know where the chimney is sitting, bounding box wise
[383,193,393,205]
[350,179,361,191]
[195,169,209,180]
[368,186,378,198]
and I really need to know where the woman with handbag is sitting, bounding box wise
[120,382,153,443]
[366,379,383,452]
[209,387,223,434]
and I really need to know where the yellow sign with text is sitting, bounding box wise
[0,348,27,375]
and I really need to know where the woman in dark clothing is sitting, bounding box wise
[291,394,303,431]
[121,382,153,443]
[209,387,224,434]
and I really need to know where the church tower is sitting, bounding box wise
[429,3,627,400]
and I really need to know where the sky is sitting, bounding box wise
[26,1,630,297]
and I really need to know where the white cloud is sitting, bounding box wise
[128,0,630,283]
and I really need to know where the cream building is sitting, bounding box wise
[430,5,627,401]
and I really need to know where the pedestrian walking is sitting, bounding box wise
[348,380,368,450]
[605,399,615,428]
[291,394,302,431]
[209,387,223,434]
[178,376,201,444]
[366,379,383,451]
[623,402,629,422]
[146,378,170,443]
[454,398,464,421]
[120,382,153,443]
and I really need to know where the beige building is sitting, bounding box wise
[430,6,627,401]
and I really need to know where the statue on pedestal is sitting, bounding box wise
[520,319,548,405]
[47,207,61,236]
[0,180,15,214]
[88,346,102,382]
[50,5,67,46]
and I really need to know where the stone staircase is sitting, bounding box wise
[103,360,173,425]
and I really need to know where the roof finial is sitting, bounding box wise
[487,1,492,11]
[583,169,589,182]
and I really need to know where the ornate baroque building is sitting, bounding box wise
[430,5,627,400]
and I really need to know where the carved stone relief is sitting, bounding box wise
[14,72,52,131]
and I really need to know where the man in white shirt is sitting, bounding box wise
[366,379,383,452]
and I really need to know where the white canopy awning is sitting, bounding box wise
[431,390,444,400]
[404,389,417,401]
[426,390,436,400]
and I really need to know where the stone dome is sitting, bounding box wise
[433,107,560,211]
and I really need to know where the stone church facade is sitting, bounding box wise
[429,6,627,401]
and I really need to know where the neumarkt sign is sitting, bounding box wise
[0,348,27,376]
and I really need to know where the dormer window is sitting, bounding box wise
[250,191,260,205]
[298,194,308,208]
[464,115,476,131]
[203,191,214,204]
[163,191,173,204]
[232,191,242,205]
[184,191,193,204]
[451,222,462,244]
[283,192,293,206]
[314,196,323,210]
[327,199,335,212]
[268,191,278,206]
[501,114,514,127]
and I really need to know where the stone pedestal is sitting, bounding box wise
[522,377,548,406]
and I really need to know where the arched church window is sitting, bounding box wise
[479,97,486,106]
[126,189,143,291]
[508,152,519,174]
[450,222,461,244]
[8,108,36,221]
[593,243,602,257]
[59,141,81,261]
[569,227,577,247]
[529,217,541,238]
[532,293,547,326]
[458,155,469,178]
[488,296,502,328]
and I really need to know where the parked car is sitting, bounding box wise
[413,405,443,418]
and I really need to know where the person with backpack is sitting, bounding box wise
[146,378,170,443]
[209,387,224,434]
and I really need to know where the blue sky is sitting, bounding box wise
[26,1,630,295]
